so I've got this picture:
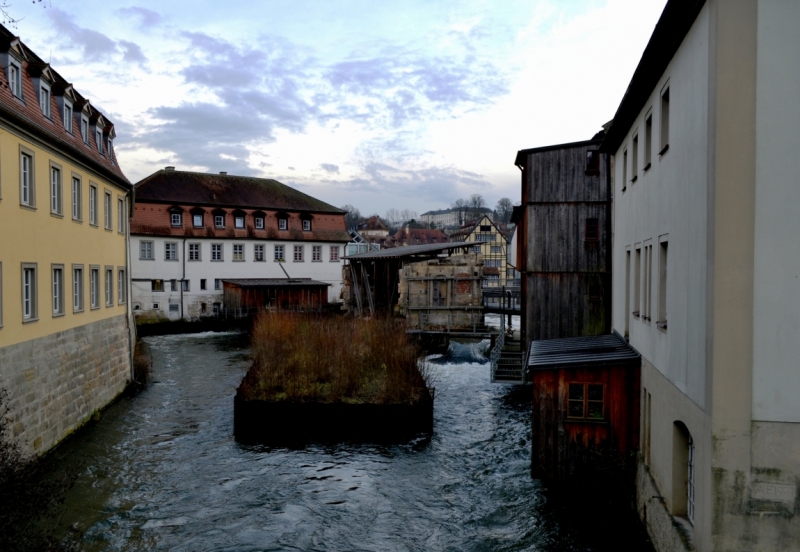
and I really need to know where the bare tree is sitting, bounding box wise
[399,209,418,224]
[451,199,469,226]
[385,208,402,230]
[340,204,361,229]
[495,197,514,224]
[468,194,486,221]
[1,0,49,27]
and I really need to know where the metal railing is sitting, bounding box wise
[490,315,505,381]
[418,311,485,334]
[482,286,521,312]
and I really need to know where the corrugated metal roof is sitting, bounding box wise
[527,333,640,370]
[344,242,473,260]
[222,278,330,288]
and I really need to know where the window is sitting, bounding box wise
[644,112,653,170]
[81,116,89,144]
[89,268,99,309]
[330,246,339,262]
[214,279,222,291]
[235,216,244,229]
[642,389,652,466]
[622,149,628,191]
[214,215,225,228]
[20,150,34,207]
[140,241,153,260]
[255,217,264,229]
[293,245,303,262]
[21,264,37,321]
[50,165,62,215]
[89,185,97,225]
[200,279,207,290]
[181,280,189,292]
[658,240,668,329]
[118,198,125,233]
[153,303,160,310]
[118,269,126,304]
[201,303,207,314]
[472,245,481,253]
[625,249,631,335]
[631,133,639,181]
[63,102,73,133]
[233,244,244,261]
[302,219,311,231]
[52,265,64,316]
[480,225,491,232]
[490,246,503,253]
[485,259,501,268]
[96,129,104,155]
[278,218,288,230]
[672,423,694,524]
[585,218,599,241]
[151,279,164,292]
[644,243,653,322]
[312,245,321,262]
[171,213,182,227]
[8,62,21,98]
[567,383,604,420]
[660,86,670,154]
[193,213,203,227]
[585,150,600,175]
[165,242,177,261]
[475,234,495,242]
[189,243,201,261]
[72,266,84,312]
[71,177,82,220]
[40,84,51,118]
[170,279,178,292]
[254,245,265,262]
[274,245,285,262]
[633,246,641,318]
[105,268,113,306]
[104,191,112,229]
[169,304,179,313]
[211,244,223,261]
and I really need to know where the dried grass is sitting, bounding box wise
[239,313,430,405]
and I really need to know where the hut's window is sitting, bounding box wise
[567,383,604,420]
[585,218,599,241]
[585,150,600,175]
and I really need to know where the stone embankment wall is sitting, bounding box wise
[0,315,131,456]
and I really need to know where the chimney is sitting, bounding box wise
[165,166,175,171]
[219,171,227,175]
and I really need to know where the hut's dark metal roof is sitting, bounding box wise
[135,169,344,213]
[344,242,473,260]
[222,278,330,288]
[527,333,640,370]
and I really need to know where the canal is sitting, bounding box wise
[44,331,653,550]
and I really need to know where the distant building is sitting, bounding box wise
[356,215,389,237]
[0,24,133,456]
[130,169,350,319]
[420,207,493,229]
[390,226,449,248]
[449,216,510,288]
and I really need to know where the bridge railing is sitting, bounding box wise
[489,315,505,381]
[482,286,521,312]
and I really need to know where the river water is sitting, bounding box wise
[44,331,652,551]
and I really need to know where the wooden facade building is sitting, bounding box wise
[222,278,330,313]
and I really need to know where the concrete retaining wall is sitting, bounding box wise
[0,314,131,456]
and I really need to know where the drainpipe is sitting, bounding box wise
[181,238,186,320]
[125,189,135,382]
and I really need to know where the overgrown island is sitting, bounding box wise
[234,313,434,444]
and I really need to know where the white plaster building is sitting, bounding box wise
[602,1,800,550]
[130,169,350,320]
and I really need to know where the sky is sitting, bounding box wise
[11,0,666,217]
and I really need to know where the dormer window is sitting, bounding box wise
[302,219,311,231]
[255,217,264,229]
[39,84,51,118]
[171,213,182,227]
[278,218,288,230]
[96,129,104,154]
[63,102,73,133]
[193,213,204,227]
[234,216,245,229]
[215,214,225,228]
[81,116,89,144]
[108,138,115,165]
[8,62,21,98]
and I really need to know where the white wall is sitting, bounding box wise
[130,236,345,320]
[752,0,800,423]
[611,6,710,410]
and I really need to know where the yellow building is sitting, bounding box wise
[0,25,133,455]
[449,215,511,288]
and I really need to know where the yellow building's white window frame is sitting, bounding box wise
[19,146,36,209]
[89,265,101,310]
[50,161,63,216]
[21,262,38,323]
[71,173,83,222]
[72,264,85,313]
[104,189,112,230]
[89,183,98,226]
[105,266,114,307]
[51,264,65,317]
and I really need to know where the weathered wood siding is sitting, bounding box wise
[530,364,640,480]
[525,273,610,340]
[526,144,608,203]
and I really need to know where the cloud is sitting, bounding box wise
[320,163,339,174]
[115,6,162,29]
[118,40,147,63]
[48,9,148,64]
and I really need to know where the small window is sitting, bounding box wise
[293,245,304,262]
[480,225,491,232]
[72,266,84,312]
[631,134,639,181]
[633,246,641,318]
[171,279,178,292]
[200,279,207,290]
[567,383,604,420]
[152,302,160,310]
[104,191,112,229]
[40,84,51,118]
[644,112,652,170]
[89,185,98,225]
[255,217,264,229]
[96,129,104,155]
[254,244,265,261]
[50,165,62,215]
[585,150,600,175]
[585,218,599,241]
[215,215,225,228]
[278,218,288,231]
[169,304,179,313]
[302,219,311,231]
[235,216,245,229]
[152,279,164,292]
[660,86,670,154]
[193,213,203,227]
[201,303,207,313]
[165,243,177,261]
[90,268,100,309]
[81,116,90,144]
[8,62,22,98]
[105,268,113,306]
[233,244,244,261]
[472,245,481,253]
[189,243,201,261]
[52,266,65,316]
[274,245,285,261]
[20,150,35,207]
[63,102,73,133]
[72,177,82,220]
[214,279,222,291]
[118,199,125,233]
[312,245,322,262]
[181,280,189,292]
[171,213,182,227]
[211,244,223,261]
[622,149,628,191]
[490,246,503,253]
[658,240,668,330]
[140,241,153,260]
[21,264,38,321]
[330,246,339,262]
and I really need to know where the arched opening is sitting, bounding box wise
[672,421,695,523]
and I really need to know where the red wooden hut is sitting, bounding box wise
[222,278,330,313]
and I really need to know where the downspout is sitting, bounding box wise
[125,189,135,382]
[181,238,186,320]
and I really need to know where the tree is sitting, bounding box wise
[451,199,469,226]
[468,194,486,221]
[340,204,361,229]
[399,209,418,224]
[385,208,402,230]
[495,197,514,224]
[1,0,49,27]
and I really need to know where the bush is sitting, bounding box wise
[239,313,430,405]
